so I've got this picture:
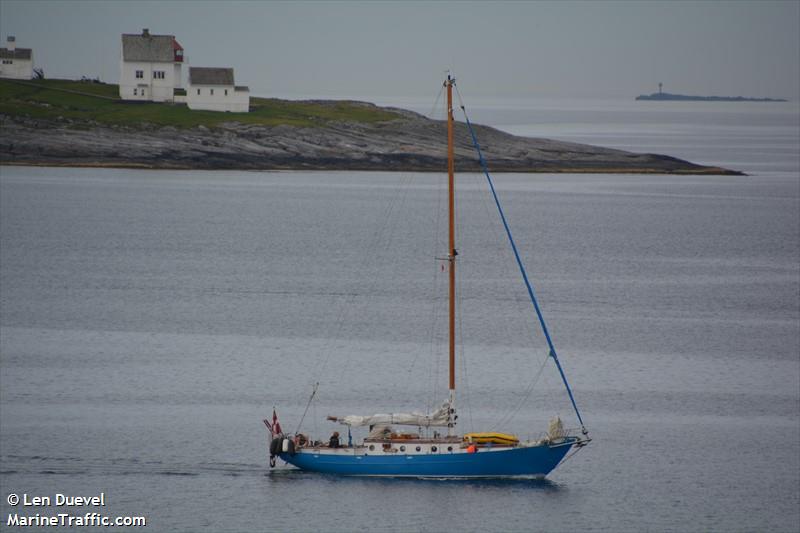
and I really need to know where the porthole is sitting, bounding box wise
[431,446,438,452]
[400,445,406,452]
[415,446,421,452]
[447,446,453,452]
[369,445,374,451]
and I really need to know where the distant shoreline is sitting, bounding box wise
[0,115,743,175]
[0,79,743,175]
[0,161,741,175]
[636,92,787,102]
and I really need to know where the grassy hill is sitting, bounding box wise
[0,78,401,128]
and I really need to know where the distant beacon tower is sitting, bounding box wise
[658,82,663,94]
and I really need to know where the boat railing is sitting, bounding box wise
[530,426,589,446]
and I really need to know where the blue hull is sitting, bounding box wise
[279,440,576,478]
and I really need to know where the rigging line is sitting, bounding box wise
[310,169,416,418]
[330,170,411,358]
[423,198,444,414]
[404,161,442,382]
[467,171,534,431]
[427,69,447,415]
[451,132,470,426]
[336,170,417,384]
[465,133,534,414]
[426,270,443,415]
[464,140,534,425]
[451,156,474,432]
[428,82,445,120]
[431,257,445,411]
[295,382,319,435]
[314,199,393,378]
[300,89,446,433]
[313,392,318,438]
[557,443,587,467]
[492,350,549,431]
[456,259,474,432]
[453,86,528,351]
[456,93,587,432]
[426,92,448,414]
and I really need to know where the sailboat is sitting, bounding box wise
[267,76,590,478]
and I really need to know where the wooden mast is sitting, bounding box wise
[446,75,456,405]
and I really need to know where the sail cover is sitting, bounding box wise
[330,399,452,428]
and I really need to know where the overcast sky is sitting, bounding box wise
[1,0,798,101]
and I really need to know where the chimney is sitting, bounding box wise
[7,36,16,52]
[142,28,150,38]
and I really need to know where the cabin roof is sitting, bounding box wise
[189,67,234,86]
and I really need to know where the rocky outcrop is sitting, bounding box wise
[0,109,739,174]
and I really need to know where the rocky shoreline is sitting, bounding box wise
[0,106,740,174]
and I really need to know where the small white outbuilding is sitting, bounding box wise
[186,67,250,113]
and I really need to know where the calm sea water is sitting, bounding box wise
[1,99,798,532]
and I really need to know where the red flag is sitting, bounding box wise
[272,408,282,435]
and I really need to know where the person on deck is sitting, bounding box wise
[329,431,340,448]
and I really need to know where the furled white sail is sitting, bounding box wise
[330,399,453,428]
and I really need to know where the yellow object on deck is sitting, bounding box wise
[463,432,519,446]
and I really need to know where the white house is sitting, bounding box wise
[186,67,250,113]
[119,28,184,102]
[0,36,33,79]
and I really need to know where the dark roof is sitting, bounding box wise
[121,33,180,62]
[0,48,32,60]
[234,86,249,92]
[189,67,234,86]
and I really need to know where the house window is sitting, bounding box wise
[154,71,165,79]
[210,89,214,96]
[197,88,200,95]
[135,70,144,79]
[133,88,137,95]
[224,89,228,96]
